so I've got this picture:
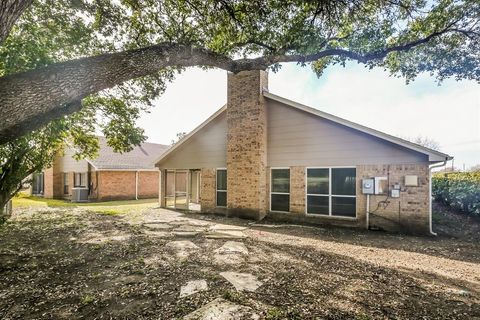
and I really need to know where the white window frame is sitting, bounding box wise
[74,172,87,188]
[305,166,357,219]
[63,173,69,194]
[216,168,227,208]
[270,167,291,213]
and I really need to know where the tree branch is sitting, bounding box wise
[0,26,474,144]
[0,0,33,45]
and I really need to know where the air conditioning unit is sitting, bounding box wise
[72,187,89,202]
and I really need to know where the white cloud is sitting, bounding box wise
[140,63,480,169]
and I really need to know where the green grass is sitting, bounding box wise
[12,194,158,214]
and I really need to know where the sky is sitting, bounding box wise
[138,63,480,170]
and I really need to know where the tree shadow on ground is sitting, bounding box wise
[0,209,479,319]
[177,202,480,265]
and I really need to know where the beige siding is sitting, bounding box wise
[55,148,89,173]
[158,112,227,169]
[266,99,428,167]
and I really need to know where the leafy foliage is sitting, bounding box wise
[1,0,479,213]
[433,172,480,216]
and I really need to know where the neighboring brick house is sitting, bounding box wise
[155,70,452,234]
[32,137,168,201]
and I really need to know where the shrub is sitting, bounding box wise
[432,172,480,216]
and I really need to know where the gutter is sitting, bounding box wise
[429,159,448,236]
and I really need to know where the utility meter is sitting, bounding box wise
[362,179,374,194]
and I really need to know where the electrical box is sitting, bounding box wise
[391,189,400,198]
[405,175,418,187]
[362,179,374,194]
[374,177,388,195]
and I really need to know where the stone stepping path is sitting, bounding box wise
[180,280,208,298]
[143,230,173,238]
[183,298,259,320]
[143,223,172,230]
[214,241,249,265]
[205,230,246,239]
[165,240,199,258]
[208,224,247,231]
[220,272,263,292]
[172,231,200,238]
[215,241,249,255]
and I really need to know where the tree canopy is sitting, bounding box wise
[0,0,478,144]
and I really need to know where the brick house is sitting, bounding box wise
[32,137,168,201]
[155,70,452,234]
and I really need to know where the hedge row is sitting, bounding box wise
[432,172,480,216]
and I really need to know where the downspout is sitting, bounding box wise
[429,160,447,236]
[135,171,139,200]
[366,194,370,230]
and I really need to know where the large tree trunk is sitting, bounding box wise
[0,43,246,145]
[0,0,32,45]
[0,194,12,223]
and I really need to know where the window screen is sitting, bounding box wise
[63,173,69,194]
[216,169,227,207]
[74,172,87,187]
[271,169,290,212]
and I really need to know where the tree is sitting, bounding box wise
[0,0,478,144]
[469,165,480,172]
[0,1,158,218]
[405,135,441,151]
[0,0,32,45]
[171,132,188,145]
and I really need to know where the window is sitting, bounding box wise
[63,173,69,194]
[74,172,87,187]
[271,168,290,212]
[32,172,44,195]
[307,167,356,217]
[216,169,227,207]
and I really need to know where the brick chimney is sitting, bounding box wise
[226,70,268,219]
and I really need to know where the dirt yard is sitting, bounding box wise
[0,200,479,319]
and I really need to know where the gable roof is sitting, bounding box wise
[263,92,452,162]
[155,93,452,165]
[88,137,169,170]
[154,105,227,165]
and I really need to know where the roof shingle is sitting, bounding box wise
[88,137,168,170]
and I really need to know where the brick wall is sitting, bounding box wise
[97,171,158,201]
[357,163,430,234]
[200,168,216,213]
[226,70,268,220]
[137,171,159,198]
[290,166,306,214]
[43,167,63,199]
[267,163,430,234]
